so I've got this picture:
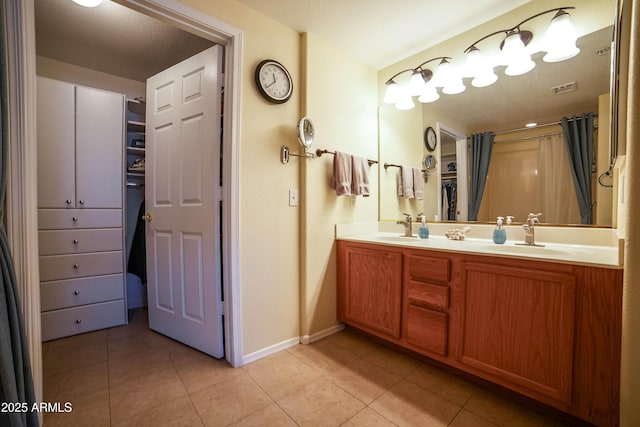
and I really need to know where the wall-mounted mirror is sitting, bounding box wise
[378,0,616,227]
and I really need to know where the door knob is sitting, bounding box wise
[142,213,153,222]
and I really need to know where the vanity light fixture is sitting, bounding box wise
[72,0,103,7]
[383,57,454,109]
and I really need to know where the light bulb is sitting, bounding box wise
[502,32,535,76]
[408,70,426,96]
[418,84,440,103]
[383,81,400,104]
[465,48,498,87]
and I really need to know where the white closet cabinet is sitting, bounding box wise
[37,77,127,341]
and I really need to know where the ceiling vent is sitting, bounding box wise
[551,81,577,95]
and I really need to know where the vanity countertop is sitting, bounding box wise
[337,231,623,268]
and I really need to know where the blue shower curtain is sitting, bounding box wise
[468,132,495,221]
[561,113,594,224]
[0,6,38,427]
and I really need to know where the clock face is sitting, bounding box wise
[255,60,293,104]
[425,127,437,151]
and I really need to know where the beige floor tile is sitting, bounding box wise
[111,396,204,427]
[109,366,188,424]
[108,347,174,386]
[243,350,321,400]
[405,363,476,406]
[463,389,570,427]
[287,339,359,376]
[277,377,365,426]
[449,409,499,427]
[44,339,108,378]
[360,346,420,377]
[324,357,402,404]
[107,328,184,359]
[174,351,244,394]
[229,403,297,427]
[46,329,108,353]
[342,407,398,426]
[43,387,110,427]
[44,361,109,403]
[190,372,273,426]
[370,379,461,427]
[325,330,379,356]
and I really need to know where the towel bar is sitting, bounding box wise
[316,149,378,166]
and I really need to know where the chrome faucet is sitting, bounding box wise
[396,213,415,237]
[519,212,544,246]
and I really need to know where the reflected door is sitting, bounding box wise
[145,46,224,357]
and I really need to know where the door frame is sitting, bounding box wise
[4,0,244,408]
[436,122,468,221]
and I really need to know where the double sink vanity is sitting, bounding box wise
[336,221,623,427]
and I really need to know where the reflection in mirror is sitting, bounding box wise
[378,0,616,227]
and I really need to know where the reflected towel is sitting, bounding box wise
[330,151,352,196]
[397,168,404,197]
[351,155,370,197]
[413,167,424,200]
[402,166,414,199]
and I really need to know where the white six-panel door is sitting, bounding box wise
[145,46,224,357]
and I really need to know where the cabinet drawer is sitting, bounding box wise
[407,254,450,284]
[407,281,449,310]
[39,228,123,256]
[41,274,124,311]
[38,209,122,230]
[406,304,448,356]
[39,252,123,282]
[41,299,126,342]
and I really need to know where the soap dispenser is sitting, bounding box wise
[493,216,507,244]
[418,214,429,239]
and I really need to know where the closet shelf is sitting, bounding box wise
[127,171,145,177]
[127,121,146,133]
[126,146,146,154]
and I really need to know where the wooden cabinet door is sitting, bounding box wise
[338,243,402,339]
[458,262,576,406]
[76,86,124,208]
[37,78,76,208]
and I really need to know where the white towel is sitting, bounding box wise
[351,155,370,197]
[330,151,352,196]
[402,166,414,199]
[413,167,424,200]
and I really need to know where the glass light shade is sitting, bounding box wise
[432,60,452,88]
[418,84,440,103]
[502,33,535,76]
[72,0,103,6]
[408,71,426,96]
[383,81,400,104]
[395,92,415,110]
[465,48,498,87]
[442,76,466,95]
[543,12,580,62]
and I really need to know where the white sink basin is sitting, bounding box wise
[477,244,569,256]
[375,235,419,242]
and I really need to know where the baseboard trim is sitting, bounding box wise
[300,323,345,345]
[242,337,300,365]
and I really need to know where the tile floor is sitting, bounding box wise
[42,309,574,426]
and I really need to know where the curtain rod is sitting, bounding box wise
[492,114,599,136]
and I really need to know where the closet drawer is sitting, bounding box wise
[39,251,123,282]
[39,228,123,256]
[41,299,126,342]
[40,274,124,311]
[38,209,122,230]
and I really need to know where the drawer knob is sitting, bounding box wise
[75,319,82,324]
[65,199,72,204]
[73,290,79,295]
[73,239,79,244]
[73,264,79,269]
[72,216,79,222]
[79,200,85,205]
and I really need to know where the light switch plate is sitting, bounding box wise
[289,189,299,206]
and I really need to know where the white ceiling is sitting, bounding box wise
[34,0,613,133]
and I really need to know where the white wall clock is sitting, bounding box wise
[254,59,293,104]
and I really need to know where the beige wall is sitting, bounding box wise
[301,33,378,337]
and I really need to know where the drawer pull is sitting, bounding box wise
[73,290,79,295]
[75,319,82,324]
[73,239,79,244]
[65,199,72,205]
[73,264,79,269]
[79,200,85,205]
[72,216,79,222]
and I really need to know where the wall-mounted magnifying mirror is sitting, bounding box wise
[297,116,315,148]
